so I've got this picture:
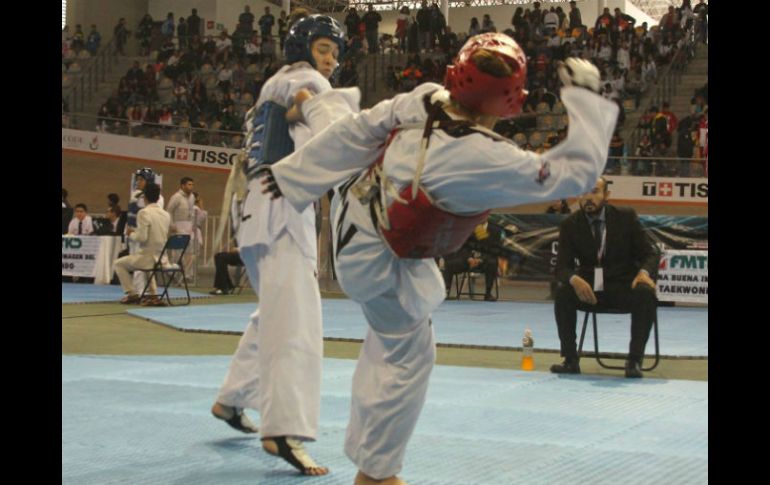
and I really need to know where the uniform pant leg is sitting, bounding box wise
[231,230,322,440]
[345,289,437,479]
[216,307,262,409]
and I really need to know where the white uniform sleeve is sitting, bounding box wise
[271,90,414,211]
[131,209,150,243]
[300,87,361,135]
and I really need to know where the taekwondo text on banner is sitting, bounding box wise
[656,250,708,303]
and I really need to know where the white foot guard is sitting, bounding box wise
[211,402,259,434]
[262,437,329,476]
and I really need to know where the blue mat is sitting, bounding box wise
[62,283,210,304]
[62,355,708,485]
[128,299,708,357]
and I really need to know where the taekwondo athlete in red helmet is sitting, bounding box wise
[262,33,618,485]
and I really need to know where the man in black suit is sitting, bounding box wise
[551,177,660,378]
[442,221,501,301]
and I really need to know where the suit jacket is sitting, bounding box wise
[130,203,171,264]
[556,204,659,290]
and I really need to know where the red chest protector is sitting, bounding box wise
[365,118,490,259]
[380,184,490,259]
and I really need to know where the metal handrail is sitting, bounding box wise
[63,36,120,113]
[64,112,245,146]
[628,24,701,149]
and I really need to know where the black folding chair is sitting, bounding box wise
[577,305,661,371]
[139,234,191,306]
[455,270,499,300]
[231,264,249,295]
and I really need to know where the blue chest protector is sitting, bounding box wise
[243,101,295,179]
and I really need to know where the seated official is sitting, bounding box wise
[113,183,171,306]
[551,177,660,378]
[94,205,127,236]
[443,221,501,301]
[210,248,245,295]
[67,203,94,235]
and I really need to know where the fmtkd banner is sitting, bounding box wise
[656,250,708,303]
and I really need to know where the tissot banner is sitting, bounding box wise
[62,129,237,171]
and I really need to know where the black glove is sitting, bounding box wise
[256,165,283,200]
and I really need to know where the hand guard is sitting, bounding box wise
[256,165,283,200]
[557,58,601,93]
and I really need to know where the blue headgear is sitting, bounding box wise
[135,167,156,183]
[284,14,345,68]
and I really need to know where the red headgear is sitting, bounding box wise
[444,33,528,118]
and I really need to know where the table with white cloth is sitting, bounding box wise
[62,235,124,284]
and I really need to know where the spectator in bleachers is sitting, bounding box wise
[693,0,708,43]
[71,24,85,52]
[543,7,559,36]
[114,18,129,56]
[137,14,153,56]
[188,8,202,39]
[417,2,432,51]
[530,1,544,27]
[659,6,678,35]
[85,25,101,56]
[261,34,276,63]
[278,10,289,50]
[258,6,275,39]
[177,17,189,50]
[481,14,496,33]
[215,30,232,65]
[344,7,361,39]
[62,25,72,56]
[363,3,382,54]
[633,133,653,175]
[244,33,260,65]
[606,130,625,174]
[396,6,409,53]
[161,12,175,41]
[217,62,233,93]
[440,25,458,56]
[238,5,255,35]
[568,1,582,30]
[642,55,657,85]
[429,2,446,50]
[594,7,614,37]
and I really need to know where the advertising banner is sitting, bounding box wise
[62,235,102,277]
[656,250,708,303]
[62,129,238,172]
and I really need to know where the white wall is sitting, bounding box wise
[66,0,149,43]
[148,0,278,37]
[328,1,635,39]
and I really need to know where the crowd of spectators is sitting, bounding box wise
[76,1,706,168]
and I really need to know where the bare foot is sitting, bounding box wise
[262,437,329,476]
[354,471,409,485]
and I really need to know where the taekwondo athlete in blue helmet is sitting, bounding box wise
[211,11,359,476]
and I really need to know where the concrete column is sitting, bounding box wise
[441,0,449,24]
[283,0,291,16]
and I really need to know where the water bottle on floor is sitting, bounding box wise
[521,328,534,371]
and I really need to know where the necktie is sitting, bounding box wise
[592,219,603,260]
[78,221,83,235]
